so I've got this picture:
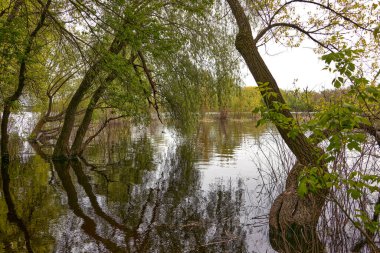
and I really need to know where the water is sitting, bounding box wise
[0,119,291,252]
[3,117,379,252]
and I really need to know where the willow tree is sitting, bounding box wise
[224,0,379,252]
[0,0,53,160]
[47,0,240,159]
[0,0,238,159]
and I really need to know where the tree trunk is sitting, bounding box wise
[1,0,51,160]
[29,111,65,142]
[268,162,327,252]
[70,74,114,156]
[29,115,46,141]
[225,1,327,252]
[52,38,125,160]
[52,61,102,159]
[1,105,12,160]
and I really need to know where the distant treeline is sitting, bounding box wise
[201,86,348,114]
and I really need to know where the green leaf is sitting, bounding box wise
[374,25,380,39]
[256,118,267,127]
[333,78,342,88]
[375,204,380,214]
[348,63,355,72]
[347,141,360,151]
[348,188,361,200]
[298,181,308,197]
[349,171,358,179]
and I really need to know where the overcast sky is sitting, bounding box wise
[242,41,335,91]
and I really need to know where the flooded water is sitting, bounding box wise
[0,119,294,253]
[2,114,379,253]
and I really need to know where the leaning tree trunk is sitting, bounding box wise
[70,84,106,156]
[70,72,116,157]
[52,38,125,160]
[52,61,102,160]
[226,0,327,252]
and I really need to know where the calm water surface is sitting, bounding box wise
[0,120,292,253]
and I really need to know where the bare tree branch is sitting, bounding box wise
[137,51,163,123]
[80,115,126,154]
[254,22,337,51]
[269,0,373,32]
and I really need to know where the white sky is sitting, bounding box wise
[242,41,335,91]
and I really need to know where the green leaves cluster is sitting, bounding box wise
[254,83,301,139]
[295,46,380,239]
[322,48,363,88]
[298,167,380,234]
[307,102,369,155]
[298,166,338,197]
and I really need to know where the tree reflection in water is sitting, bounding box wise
[1,120,379,252]
[1,160,33,253]
[52,140,247,252]
[0,123,249,252]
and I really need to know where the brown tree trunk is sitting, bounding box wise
[1,0,51,160]
[268,162,326,252]
[52,61,102,159]
[225,1,327,252]
[29,111,64,142]
[30,115,47,141]
[70,53,136,157]
[70,75,114,156]
[1,105,12,160]
[52,38,125,160]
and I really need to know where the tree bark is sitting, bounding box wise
[225,0,327,252]
[52,38,125,160]
[70,73,116,156]
[29,111,64,141]
[1,0,51,160]
[68,51,135,157]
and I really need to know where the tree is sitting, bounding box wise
[46,0,240,159]
[225,0,379,252]
[1,0,52,160]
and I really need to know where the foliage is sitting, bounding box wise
[282,89,321,112]
[296,47,380,244]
